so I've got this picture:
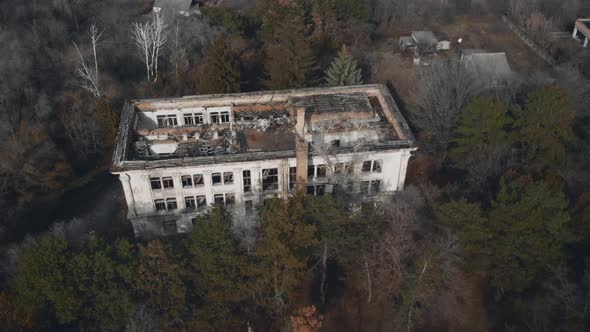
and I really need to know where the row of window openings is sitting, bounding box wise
[241,169,279,192]
[155,180,381,212]
[308,160,381,179]
[150,172,233,190]
[155,193,236,212]
[151,162,380,193]
[156,111,230,128]
[156,181,379,213]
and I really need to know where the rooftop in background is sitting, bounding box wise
[153,0,200,16]
[574,19,590,48]
[412,31,438,45]
[111,85,415,172]
[575,19,590,36]
[461,50,513,82]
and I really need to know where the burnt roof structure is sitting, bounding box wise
[111,84,415,172]
[573,19,590,48]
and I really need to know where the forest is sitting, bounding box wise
[1,0,590,331]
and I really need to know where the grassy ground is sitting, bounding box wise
[367,15,552,104]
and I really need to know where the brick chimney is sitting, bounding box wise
[295,107,308,191]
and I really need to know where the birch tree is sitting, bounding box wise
[132,12,167,82]
[73,23,103,97]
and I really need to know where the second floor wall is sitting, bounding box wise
[116,148,414,219]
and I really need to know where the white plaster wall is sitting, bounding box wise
[116,148,414,237]
[119,149,413,216]
[137,106,232,129]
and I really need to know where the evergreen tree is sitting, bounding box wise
[515,85,576,170]
[11,235,137,329]
[254,195,318,313]
[450,97,515,185]
[488,173,574,292]
[437,173,575,293]
[135,240,187,330]
[182,207,251,329]
[324,45,363,87]
[196,38,241,94]
[69,236,137,329]
[11,235,75,326]
[264,14,320,90]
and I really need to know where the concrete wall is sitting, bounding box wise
[117,148,414,238]
[137,106,233,130]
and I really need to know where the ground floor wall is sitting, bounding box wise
[115,148,415,238]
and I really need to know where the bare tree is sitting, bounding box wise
[73,23,103,97]
[125,304,162,332]
[228,204,258,253]
[132,12,167,82]
[60,98,103,157]
[524,11,555,49]
[410,59,480,161]
[309,121,369,194]
[169,24,189,83]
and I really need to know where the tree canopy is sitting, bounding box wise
[196,38,241,94]
[324,46,363,87]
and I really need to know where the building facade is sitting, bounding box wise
[111,85,416,238]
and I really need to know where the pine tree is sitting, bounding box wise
[196,38,241,94]
[254,195,318,313]
[135,240,187,330]
[437,173,575,293]
[324,46,363,87]
[182,207,250,329]
[264,14,320,90]
[488,173,574,292]
[11,235,137,329]
[515,85,576,170]
[449,97,515,185]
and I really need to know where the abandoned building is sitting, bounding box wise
[461,49,513,87]
[111,85,416,238]
[153,0,201,16]
[573,18,590,48]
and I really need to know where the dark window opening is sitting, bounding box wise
[362,161,372,173]
[370,180,381,194]
[166,198,178,210]
[182,175,193,188]
[185,196,196,209]
[316,164,327,178]
[212,173,222,185]
[225,193,235,205]
[150,177,162,190]
[224,172,234,184]
[262,168,279,191]
[184,114,194,125]
[373,160,382,173]
[243,170,252,192]
[289,167,297,190]
[214,194,224,205]
[195,113,204,124]
[307,165,315,179]
[194,174,204,186]
[157,115,178,128]
[220,111,230,123]
[162,177,174,189]
[155,199,166,211]
[196,195,207,209]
